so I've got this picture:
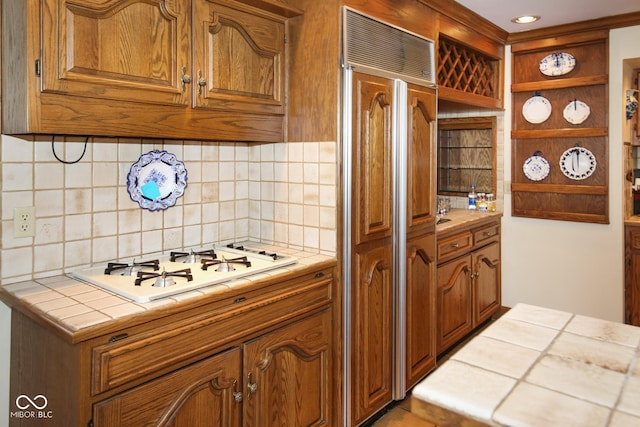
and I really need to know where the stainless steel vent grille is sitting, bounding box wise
[343,8,435,85]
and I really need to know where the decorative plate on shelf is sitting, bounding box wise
[563,99,591,125]
[523,151,550,181]
[522,95,552,124]
[127,150,188,211]
[559,146,596,180]
[539,52,576,76]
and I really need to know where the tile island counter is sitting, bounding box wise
[411,303,640,426]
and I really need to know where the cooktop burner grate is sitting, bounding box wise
[105,259,160,275]
[226,243,282,260]
[170,249,217,263]
[135,268,193,286]
[201,256,251,271]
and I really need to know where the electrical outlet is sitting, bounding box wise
[14,206,35,237]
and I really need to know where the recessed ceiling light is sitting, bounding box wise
[511,15,541,24]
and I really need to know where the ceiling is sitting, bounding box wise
[455,0,640,33]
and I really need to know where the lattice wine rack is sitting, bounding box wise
[437,37,499,99]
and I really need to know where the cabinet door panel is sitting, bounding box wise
[473,241,501,325]
[407,84,437,234]
[93,348,242,427]
[352,72,394,244]
[406,233,436,388]
[626,226,640,326]
[193,0,285,114]
[41,0,190,106]
[351,244,394,424]
[242,310,332,427]
[437,257,472,353]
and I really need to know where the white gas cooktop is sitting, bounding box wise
[70,245,297,303]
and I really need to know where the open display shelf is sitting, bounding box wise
[438,116,497,196]
[511,30,609,224]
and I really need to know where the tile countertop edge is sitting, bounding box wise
[437,209,503,235]
[624,216,640,226]
[0,255,338,345]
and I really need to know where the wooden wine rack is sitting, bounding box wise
[438,37,499,99]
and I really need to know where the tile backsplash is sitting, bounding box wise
[1,135,337,285]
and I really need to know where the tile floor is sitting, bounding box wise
[369,397,435,427]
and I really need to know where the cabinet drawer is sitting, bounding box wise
[91,271,333,395]
[473,223,500,246]
[437,231,473,262]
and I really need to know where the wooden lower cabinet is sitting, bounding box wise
[474,242,501,325]
[437,255,473,353]
[94,348,243,426]
[93,310,332,427]
[436,218,501,354]
[625,224,640,326]
[6,264,336,427]
[242,309,332,427]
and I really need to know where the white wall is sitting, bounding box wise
[501,25,640,322]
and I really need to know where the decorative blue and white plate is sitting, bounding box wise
[523,151,550,181]
[563,99,590,125]
[539,52,576,76]
[127,150,188,211]
[522,95,552,124]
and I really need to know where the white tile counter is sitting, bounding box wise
[0,245,335,335]
[411,303,640,427]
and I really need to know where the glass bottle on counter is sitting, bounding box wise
[468,184,477,210]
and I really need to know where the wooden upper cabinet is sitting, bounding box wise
[193,0,285,115]
[41,0,191,107]
[2,0,302,142]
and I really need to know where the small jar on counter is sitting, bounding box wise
[487,193,496,212]
[478,193,488,212]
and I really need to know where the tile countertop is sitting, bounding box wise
[411,303,640,427]
[437,209,503,234]
[0,244,336,340]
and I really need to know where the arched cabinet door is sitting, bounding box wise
[93,348,242,427]
[192,0,286,115]
[406,84,437,235]
[351,72,394,245]
[436,256,473,353]
[473,241,501,325]
[406,233,437,388]
[350,243,394,425]
[242,310,332,427]
[41,0,191,106]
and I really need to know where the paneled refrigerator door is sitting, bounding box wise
[342,8,436,425]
